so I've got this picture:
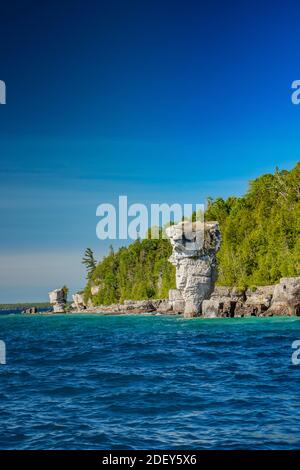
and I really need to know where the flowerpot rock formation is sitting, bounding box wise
[166,220,221,317]
[49,288,67,313]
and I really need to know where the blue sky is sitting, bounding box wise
[0,1,299,302]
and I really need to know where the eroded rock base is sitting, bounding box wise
[202,278,300,318]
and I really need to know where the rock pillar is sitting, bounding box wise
[49,288,67,313]
[166,221,221,317]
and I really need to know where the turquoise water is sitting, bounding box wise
[0,314,300,449]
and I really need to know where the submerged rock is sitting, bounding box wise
[166,220,221,317]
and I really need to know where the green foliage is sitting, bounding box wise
[85,163,300,303]
[0,303,51,310]
[62,285,69,298]
[82,248,97,278]
[205,162,300,288]
[86,237,176,305]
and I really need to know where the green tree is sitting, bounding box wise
[206,162,300,288]
[82,248,97,278]
[62,285,69,299]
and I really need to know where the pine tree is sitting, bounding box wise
[82,248,97,278]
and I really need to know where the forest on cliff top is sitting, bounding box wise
[84,162,300,304]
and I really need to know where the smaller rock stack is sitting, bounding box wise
[168,289,185,313]
[23,307,37,314]
[49,288,67,313]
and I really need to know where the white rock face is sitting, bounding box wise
[72,293,86,310]
[49,288,67,313]
[166,221,221,317]
[169,289,182,301]
[91,285,100,296]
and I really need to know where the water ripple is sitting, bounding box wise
[0,314,300,449]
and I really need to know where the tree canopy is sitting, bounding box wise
[85,237,175,305]
[205,162,300,288]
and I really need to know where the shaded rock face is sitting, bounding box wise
[69,279,300,317]
[236,286,273,317]
[121,299,177,314]
[166,221,221,317]
[267,278,300,316]
[49,288,67,313]
[202,286,245,318]
[202,278,300,318]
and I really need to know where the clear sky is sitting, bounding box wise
[0,0,299,302]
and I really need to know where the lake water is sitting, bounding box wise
[0,313,300,449]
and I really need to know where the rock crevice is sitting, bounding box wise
[202,278,300,318]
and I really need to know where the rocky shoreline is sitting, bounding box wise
[45,220,300,318]
[44,277,300,318]
[67,276,300,318]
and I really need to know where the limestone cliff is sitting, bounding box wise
[202,278,300,318]
[267,278,300,316]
